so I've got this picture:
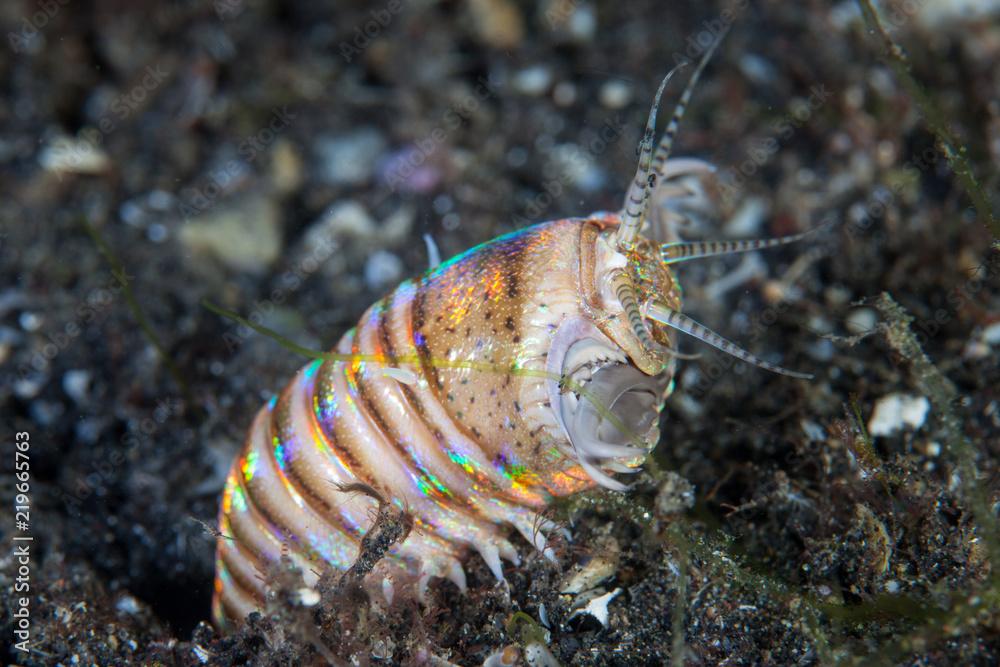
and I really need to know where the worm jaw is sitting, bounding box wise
[545,317,669,491]
[585,225,682,376]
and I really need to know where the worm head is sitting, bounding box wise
[540,30,733,490]
[398,25,814,495]
[406,217,682,496]
[541,219,682,491]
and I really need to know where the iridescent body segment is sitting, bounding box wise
[213,31,814,627]
[214,218,682,627]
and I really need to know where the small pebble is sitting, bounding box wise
[655,471,695,516]
[433,195,453,215]
[482,644,520,667]
[147,223,168,243]
[805,338,835,362]
[549,144,604,192]
[513,66,553,97]
[560,538,619,594]
[148,190,173,210]
[179,195,282,273]
[371,638,394,660]
[30,399,65,426]
[38,135,111,175]
[19,312,42,332]
[552,81,577,106]
[380,205,416,244]
[674,392,705,421]
[270,139,304,194]
[14,375,47,400]
[468,0,525,48]
[599,80,632,109]
[724,197,769,237]
[845,307,878,335]
[120,200,146,226]
[706,254,766,302]
[115,595,142,615]
[965,321,1000,359]
[738,53,777,85]
[524,642,560,667]
[982,322,1000,345]
[378,147,442,194]
[310,201,376,240]
[915,0,1000,28]
[364,250,404,290]
[505,146,529,168]
[296,587,320,607]
[800,419,827,442]
[825,286,852,307]
[76,417,102,445]
[316,128,386,186]
[62,369,92,403]
[566,3,597,41]
[808,314,834,335]
[868,393,931,437]
[120,190,176,227]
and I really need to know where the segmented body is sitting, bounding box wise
[214,30,814,628]
[213,218,678,627]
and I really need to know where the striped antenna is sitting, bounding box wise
[614,64,686,252]
[645,302,812,379]
[651,25,730,176]
[612,271,655,350]
[661,226,822,264]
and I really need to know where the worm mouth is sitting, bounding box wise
[547,320,666,490]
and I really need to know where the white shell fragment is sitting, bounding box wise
[524,642,561,667]
[569,587,622,628]
[560,554,618,595]
[868,394,931,437]
[481,645,520,667]
[537,602,550,629]
[39,136,111,175]
[963,322,1000,360]
[296,586,320,607]
[559,535,619,594]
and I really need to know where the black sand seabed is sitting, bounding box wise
[1,1,998,665]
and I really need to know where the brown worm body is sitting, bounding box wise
[214,217,683,627]
[214,36,814,627]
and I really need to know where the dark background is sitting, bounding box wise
[1,0,998,664]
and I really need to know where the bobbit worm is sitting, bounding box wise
[212,31,815,628]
